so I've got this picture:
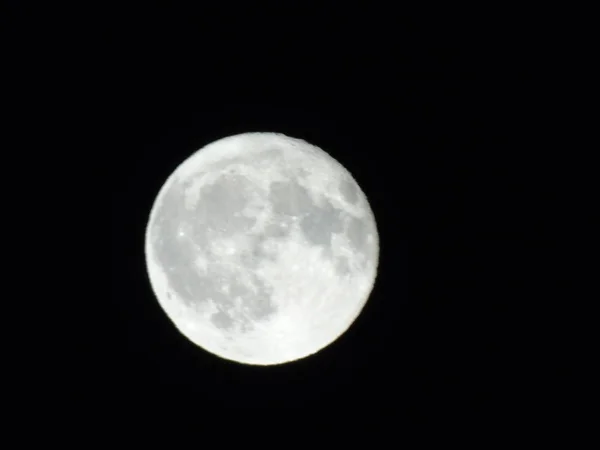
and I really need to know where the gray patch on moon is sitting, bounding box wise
[243,276,277,321]
[238,247,261,269]
[268,180,314,217]
[299,198,345,258]
[210,310,235,330]
[238,234,278,269]
[208,273,277,333]
[339,177,359,204]
[150,177,280,331]
[346,216,369,254]
[192,174,257,235]
[266,178,350,262]
[262,220,292,240]
[150,184,212,307]
[334,255,350,276]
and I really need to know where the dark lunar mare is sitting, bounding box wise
[151,177,278,333]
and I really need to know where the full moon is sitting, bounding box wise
[144,132,379,365]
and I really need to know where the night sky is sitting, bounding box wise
[8,4,550,424]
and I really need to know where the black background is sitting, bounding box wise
[6,4,552,423]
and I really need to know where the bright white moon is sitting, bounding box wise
[145,132,379,365]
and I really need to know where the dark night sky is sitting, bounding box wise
[101,13,530,414]
[8,4,553,423]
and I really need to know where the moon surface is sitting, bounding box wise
[144,132,379,365]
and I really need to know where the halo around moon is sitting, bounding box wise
[144,132,379,365]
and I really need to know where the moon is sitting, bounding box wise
[144,132,379,365]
